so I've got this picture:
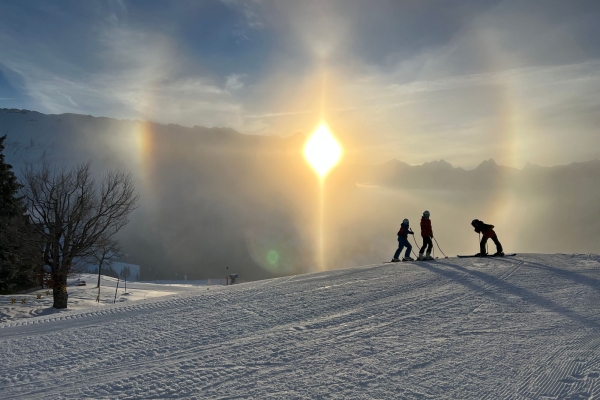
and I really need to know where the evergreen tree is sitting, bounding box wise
[0,135,41,293]
[0,135,23,218]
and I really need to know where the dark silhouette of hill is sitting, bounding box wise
[1,108,314,281]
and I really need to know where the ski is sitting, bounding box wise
[383,257,439,264]
[457,253,517,258]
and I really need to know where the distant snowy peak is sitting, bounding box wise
[562,159,600,169]
[369,153,599,191]
[381,158,499,172]
[420,159,462,171]
[523,158,600,171]
[522,161,538,170]
[476,158,497,168]
[381,159,460,171]
[382,159,411,169]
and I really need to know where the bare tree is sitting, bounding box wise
[22,162,139,309]
[90,237,122,289]
[120,265,131,294]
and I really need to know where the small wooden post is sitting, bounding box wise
[114,279,120,304]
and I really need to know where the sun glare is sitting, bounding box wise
[303,123,343,179]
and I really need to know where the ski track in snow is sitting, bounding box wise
[1,254,600,399]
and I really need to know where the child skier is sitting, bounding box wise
[392,218,414,262]
[418,210,434,260]
[471,219,504,257]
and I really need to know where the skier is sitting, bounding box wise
[471,219,504,257]
[392,218,414,262]
[418,210,434,260]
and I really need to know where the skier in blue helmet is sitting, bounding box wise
[392,218,414,262]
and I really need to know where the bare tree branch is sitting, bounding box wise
[21,162,139,309]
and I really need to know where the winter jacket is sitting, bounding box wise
[473,220,496,238]
[420,217,433,238]
[397,224,414,238]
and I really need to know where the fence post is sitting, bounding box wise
[114,279,120,304]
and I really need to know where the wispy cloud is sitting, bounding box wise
[0,3,246,128]
[225,74,245,91]
[246,110,313,119]
[221,0,265,29]
[379,61,600,97]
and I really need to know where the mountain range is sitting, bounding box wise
[2,108,599,279]
[360,157,600,193]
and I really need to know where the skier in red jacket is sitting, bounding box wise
[471,219,504,257]
[418,210,434,260]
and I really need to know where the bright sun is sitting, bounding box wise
[303,123,343,179]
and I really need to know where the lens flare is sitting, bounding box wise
[303,123,342,179]
[267,250,279,266]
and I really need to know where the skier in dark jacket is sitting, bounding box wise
[392,219,414,262]
[418,210,434,260]
[471,219,504,256]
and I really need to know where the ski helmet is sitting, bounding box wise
[402,218,409,225]
[471,219,480,227]
[423,210,430,217]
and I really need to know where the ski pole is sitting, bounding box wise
[433,237,448,258]
[411,234,420,251]
[410,234,421,258]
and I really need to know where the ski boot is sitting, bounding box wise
[391,258,401,263]
[403,256,415,261]
[425,251,434,260]
[475,253,488,257]
[493,251,505,257]
[417,253,425,261]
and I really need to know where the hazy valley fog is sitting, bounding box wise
[2,108,599,281]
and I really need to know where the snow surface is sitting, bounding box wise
[1,254,600,399]
[0,274,213,323]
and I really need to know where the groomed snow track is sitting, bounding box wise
[1,254,600,399]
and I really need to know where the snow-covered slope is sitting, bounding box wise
[1,254,600,399]
[0,274,217,323]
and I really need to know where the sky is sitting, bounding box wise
[1,0,599,168]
